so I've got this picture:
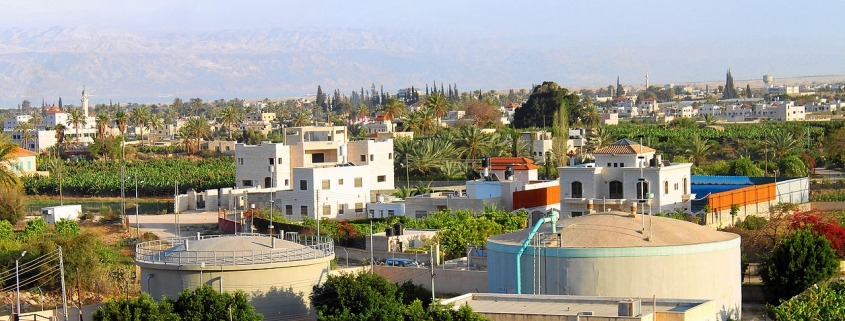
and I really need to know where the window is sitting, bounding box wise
[339,204,345,214]
[388,153,393,160]
[278,158,283,164]
[322,179,330,189]
[268,158,274,165]
[370,154,374,161]
[572,211,583,217]
[355,203,364,212]
[377,175,386,182]
[322,204,331,216]
[607,163,611,167]
[238,158,244,165]
[360,155,366,162]
[312,153,325,163]
[355,177,363,187]
[636,181,649,200]
[299,180,308,190]
[571,181,583,198]
[609,181,623,199]
[388,210,395,216]
[242,180,253,187]
[664,181,669,194]
[437,205,447,211]
[683,178,688,194]
[264,177,271,188]
[284,179,289,186]
[674,183,679,191]
[300,206,308,216]
[613,163,618,168]
[285,205,293,216]
[338,178,344,185]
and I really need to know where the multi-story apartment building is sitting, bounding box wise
[234,126,394,220]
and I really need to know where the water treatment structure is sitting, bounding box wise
[135,233,333,319]
[486,212,741,321]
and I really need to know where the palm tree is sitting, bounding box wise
[148,114,164,144]
[95,114,110,139]
[45,157,64,204]
[188,98,204,116]
[455,126,494,166]
[130,106,151,144]
[767,131,799,161]
[291,109,312,127]
[423,92,448,123]
[0,136,21,188]
[53,123,67,156]
[701,114,717,126]
[586,127,612,152]
[14,121,34,149]
[114,111,128,137]
[217,105,242,140]
[180,117,212,154]
[66,108,87,144]
[380,98,406,121]
[686,135,714,166]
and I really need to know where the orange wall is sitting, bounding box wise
[513,185,560,210]
[708,183,776,212]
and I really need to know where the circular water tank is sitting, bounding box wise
[763,74,774,84]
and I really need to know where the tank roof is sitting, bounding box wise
[135,234,333,266]
[488,212,737,248]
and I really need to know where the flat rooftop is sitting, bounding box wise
[441,293,710,318]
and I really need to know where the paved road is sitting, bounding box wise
[130,210,219,239]
[815,168,845,179]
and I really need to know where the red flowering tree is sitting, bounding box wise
[789,209,845,258]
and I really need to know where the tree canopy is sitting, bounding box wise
[93,285,262,321]
[512,81,581,129]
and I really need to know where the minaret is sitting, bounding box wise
[645,72,649,89]
[81,86,89,116]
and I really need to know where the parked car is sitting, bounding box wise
[384,258,420,267]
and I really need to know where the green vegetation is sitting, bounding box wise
[93,285,262,321]
[23,157,235,197]
[812,190,845,202]
[761,229,840,305]
[311,272,485,321]
[770,279,845,320]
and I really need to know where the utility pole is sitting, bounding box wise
[174,180,180,237]
[76,267,82,321]
[430,245,436,303]
[369,219,374,273]
[58,246,68,321]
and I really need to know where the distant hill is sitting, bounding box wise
[0,27,573,106]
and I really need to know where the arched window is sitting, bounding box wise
[637,181,650,200]
[683,177,688,194]
[664,181,669,194]
[571,181,583,198]
[609,181,623,199]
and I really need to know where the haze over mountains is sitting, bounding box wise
[0,26,841,107]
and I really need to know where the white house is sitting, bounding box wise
[558,139,693,217]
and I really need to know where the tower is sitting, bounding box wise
[723,69,738,99]
[645,72,649,89]
[81,86,89,116]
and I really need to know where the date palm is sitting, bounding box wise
[180,117,212,154]
[148,115,164,144]
[686,135,714,166]
[130,106,151,144]
[66,108,87,144]
[291,109,312,127]
[53,123,67,156]
[380,98,406,121]
[423,92,448,123]
[0,136,21,188]
[455,126,494,165]
[766,131,800,161]
[114,111,128,137]
[13,121,34,149]
[95,114,110,138]
[217,105,243,140]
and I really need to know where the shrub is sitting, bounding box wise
[0,220,14,239]
[55,219,80,237]
[761,229,839,305]
[23,218,48,239]
[737,216,767,230]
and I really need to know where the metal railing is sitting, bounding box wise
[135,234,333,266]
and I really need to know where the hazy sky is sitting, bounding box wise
[2,0,844,98]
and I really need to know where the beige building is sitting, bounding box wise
[3,147,38,176]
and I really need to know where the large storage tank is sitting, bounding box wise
[487,212,741,321]
[136,234,334,320]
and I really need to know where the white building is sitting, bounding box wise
[601,112,619,125]
[558,139,694,217]
[233,126,394,220]
[766,101,805,121]
[697,104,723,116]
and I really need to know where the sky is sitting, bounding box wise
[1,0,844,104]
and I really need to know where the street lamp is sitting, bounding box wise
[268,198,274,237]
[15,251,26,317]
[400,162,410,188]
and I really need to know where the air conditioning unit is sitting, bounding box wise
[618,299,641,317]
